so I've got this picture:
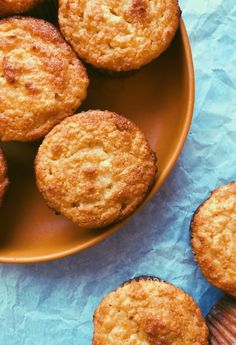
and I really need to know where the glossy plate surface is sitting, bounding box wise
[0,19,194,263]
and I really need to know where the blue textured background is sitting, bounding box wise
[0,1,236,344]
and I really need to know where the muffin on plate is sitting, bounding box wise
[191,182,236,297]
[0,0,42,16]
[206,295,236,345]
[58,0,181,72]
[92,276,209,345]
[35,110,157,229]
[0,149,9,205]
[0,16,89,141]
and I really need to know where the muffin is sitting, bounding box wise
[92,276,209,345]
[35,110,157,229]
[206,295,236,344]
[191,182,236,297]
[0,16,89,141]
[0,0,42,16]
[58,0,181,72]
[0,149,9,205]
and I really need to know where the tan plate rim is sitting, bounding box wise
[0,19,194,264]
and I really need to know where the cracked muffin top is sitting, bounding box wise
[0,16,89,141]
[0,149,9,205]
[92,277,208,345]
[191,182,236,297]
[35,110,157,229]
[59,0,181,72]
[0,0,42,16]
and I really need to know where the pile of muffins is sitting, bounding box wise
[0,0,182,228]
[0,1,235,344]
[92,181,236,345]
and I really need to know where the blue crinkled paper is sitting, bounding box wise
[0,1,236,344]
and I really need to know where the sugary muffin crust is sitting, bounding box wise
[0,16,89,141]
[0,149,9,205]
[35,110,157,229]
[58,0,181,72]
[92,277,209,345]
[0,0,42,16]
[191,182,236,297]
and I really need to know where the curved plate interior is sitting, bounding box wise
[0,20,194,262]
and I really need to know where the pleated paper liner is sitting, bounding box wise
[206,295,236,345]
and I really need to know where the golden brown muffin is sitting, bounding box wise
[58,0,181,72]
[0,149,9,205]
[35,110,157,229]
[206,295,236,345]
[92,276,209,345]
[191,182,236,297]
[0,16,89,141]
[0,0,42,16]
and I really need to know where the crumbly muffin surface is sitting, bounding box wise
[0,149,9,204]
[0,17,89,141]
[59,0,180,71]
[0,0,42,16]
[191,182,236,296]
[93,278,208,345]
[35,110,157,229]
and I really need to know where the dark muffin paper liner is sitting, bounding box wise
[122,275,165,286]
[206,295,236,345]
[28,0,58,24]
[91,67,138,78]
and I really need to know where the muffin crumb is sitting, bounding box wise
[191,182,236,297]
[0,149,9,205]
[0,17,89,141]
[35,110,157,229]
[59,0,181,72]
[92,277,208,345]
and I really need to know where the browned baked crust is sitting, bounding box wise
[58,0,181,72]
[0,16,89,141]
[191,182,236,297]
[92,277,209,345]
[0,148,9,205]
[0,0,42,16]
[35,110,157,229]
[206,295,236,344]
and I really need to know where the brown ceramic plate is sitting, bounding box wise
[0,19,194,263]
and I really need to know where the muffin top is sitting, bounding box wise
[35,110,157,229]
[59,0,180,72]
[0,16,89,141]
[93,277,209,345]
[0,149,9,205]
[191,182,236,297]
[206,295,236,345]
[0,0,42,16]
